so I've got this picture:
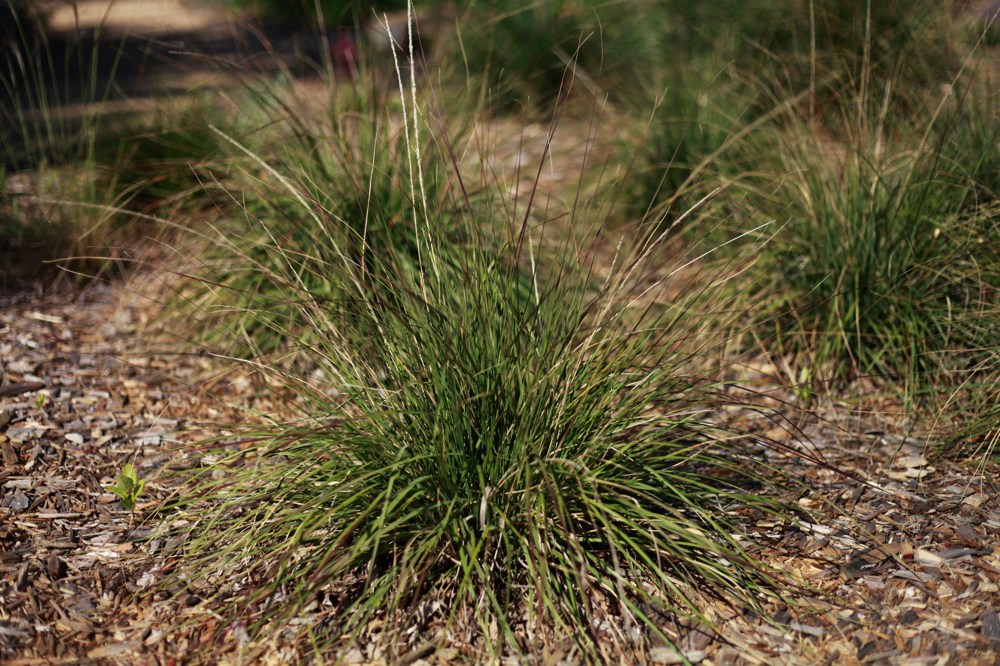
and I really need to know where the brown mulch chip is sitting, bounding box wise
[2,280,998,665]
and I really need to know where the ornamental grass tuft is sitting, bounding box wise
[161,35,802,660]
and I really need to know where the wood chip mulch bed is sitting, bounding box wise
[1,280,998,665]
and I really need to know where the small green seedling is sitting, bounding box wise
[108,463,145,512]
[793,365,814,405]
[34,392,47,410]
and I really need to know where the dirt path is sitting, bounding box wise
[46,0,232,35]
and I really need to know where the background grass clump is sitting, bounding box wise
[607,0,979,245]
[91,96,233,217]
[0,1,236,278]
[452,0,970,120]
[174,75,473,360]
[453,0,665,113]
[745,79,999,406]
[622,59,780,237]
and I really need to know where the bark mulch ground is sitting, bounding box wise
[0,279,260,664]
[1,279,999,665]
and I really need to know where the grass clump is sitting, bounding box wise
[0,162,115,272]
[924,79,999,457]
[750,82,999,400]
[0,2,121,172]
[932,351,1000,461]
[934,75,1000,213]
[623,59,771,234]
[92,97,232,216]
[677,0,966,121]
[176,75,467,359]
[453,0,664,114]
[777,1,960,96]
[0,1,240,278]
[608,0,969,234]
[162,65,798,660]
[1,0,110,258]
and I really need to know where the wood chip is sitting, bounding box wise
[0,382,46,398]
[983,608,1000,643]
